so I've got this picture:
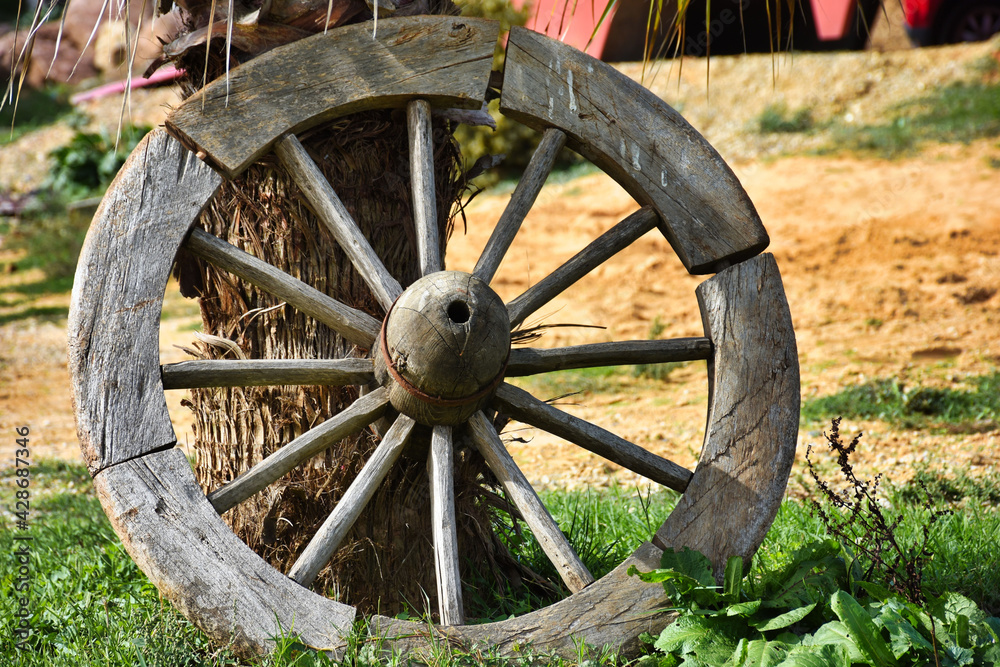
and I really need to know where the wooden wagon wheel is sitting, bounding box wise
[68,16,799,660]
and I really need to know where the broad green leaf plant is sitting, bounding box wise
[631,545,1000,666]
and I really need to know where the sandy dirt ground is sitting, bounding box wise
[1,36,998,497]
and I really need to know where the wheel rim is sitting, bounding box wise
[69,16,799,660]
[951,5,1000,42]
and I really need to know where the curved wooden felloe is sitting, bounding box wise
[656,254,799,578]
[165,17,498,178]
[501,26,769,275]
[70,16,799,661]
[93,448,357,655]
[68,131,223,475]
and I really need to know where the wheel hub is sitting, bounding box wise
[373,271,511,425]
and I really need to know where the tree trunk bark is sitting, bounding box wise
[160,0,556,616]
[180,109,503,615]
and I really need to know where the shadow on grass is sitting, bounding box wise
[0,87,75,146]
[0,305,69,326]
[1,274,75,298]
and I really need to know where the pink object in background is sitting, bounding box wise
[70,65,183,104]
[808,0,857,40]
[510,0,619,56]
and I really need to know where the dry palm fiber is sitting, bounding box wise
[165,0,553,617]
[177,100,535,614]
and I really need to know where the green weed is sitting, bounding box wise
[634,421,1000,665]
[45,126,151,199]
[802,372,1000,429]
[7,460,999,664]
[1,125,151,286]
[755,102,815,134]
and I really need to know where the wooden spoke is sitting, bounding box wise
[506,206,659,329]
[161,358,374,389]
[506,339,712,376]
[274,133,403,311]
[467,411,594,593]
[473,128,567,283]
[288,413,417,588]
[185,228,381,348]
[407,100,441,276]
[493,383,692,493]
[207,388,390,514]
[428,425,464,625]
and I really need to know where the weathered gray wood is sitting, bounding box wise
[288,414,417,587]
[165,17,499,177]
[505,206,658,328]
[68,129,222,475]
[370,541,673,660]
[656,253,799,578]
[161,358,374,389]
[274,133,403,312]
[428,425,464,626]
[73,21,801,662]
[185,227,381,347]
[373,271,510,426]
[501,28,769,275]
[407,99,441,276]
[207,388,390,514]
[473,128,567,283]
[467,411,594,593]
[493,383,692,493]
[506,338,711,376]
[93,448,356,660]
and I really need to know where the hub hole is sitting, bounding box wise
[447,300,471,324]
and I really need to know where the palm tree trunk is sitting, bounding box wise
[153,0,546,618]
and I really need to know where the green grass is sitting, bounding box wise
[0,460,670,665]
[760,484,1000,616]
[5,460,998,664]
[899,468,1000,506]
[508,359,698,400]
[511,485,677,587]
[823,79,1000,158]
[755,103,815,134]
[0,461,245,665]
[802,371,1000,429]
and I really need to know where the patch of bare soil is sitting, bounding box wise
[446,141,1000,492]
[1,43,998,496]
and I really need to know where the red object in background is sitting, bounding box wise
[510,0,618,56]
[509,0,878,60]
[903,0,1000,45]
[70,65,183,104]
[902,0,940,29]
